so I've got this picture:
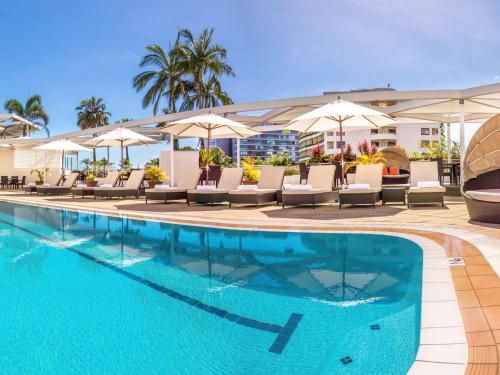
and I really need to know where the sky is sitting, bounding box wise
[1,0,499,166]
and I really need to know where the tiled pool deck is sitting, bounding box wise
[2,192,499,374]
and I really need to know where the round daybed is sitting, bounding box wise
[380,146,411,185]
[462,114,500,224]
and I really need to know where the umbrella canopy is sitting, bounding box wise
[160,113,260,138]
[160,113,260,183]
[86,127,157,169]
[285,98,395,133]
[34,139,90,152]
[34,139,90,183]
[86,127,157,147]
[285,98,396,184]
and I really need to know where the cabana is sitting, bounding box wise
[380,146,410,185]
[462,114,500,224]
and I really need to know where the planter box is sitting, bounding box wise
[86,180,98,187]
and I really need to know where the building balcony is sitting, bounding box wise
[370,132,397,141]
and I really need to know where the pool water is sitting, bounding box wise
[0,202,422,374]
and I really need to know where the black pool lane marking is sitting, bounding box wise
[0,217,302,354]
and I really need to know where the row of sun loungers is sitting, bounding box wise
[23,161,447,209]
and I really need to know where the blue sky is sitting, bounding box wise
[1,0,499,165]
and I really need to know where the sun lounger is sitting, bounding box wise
[281,165,337,208]
[187,168,244,206]
[36,172,79,195]
[228,166,285,207]
[338,164,383,208]
[71,171,121,198]
[25,173,63,194]
[93,169,145,199]
[407,161,446,208]
[145,169,202,204]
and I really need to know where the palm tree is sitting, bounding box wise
[180,74,233,111]
[132,44,189,116]
[4,94,50,137]
[176,28,234,110]
[75,97,111,163]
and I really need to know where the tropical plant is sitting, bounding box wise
[333,144,357,162]
[345,152,387,172]
[80,158,92,171]
[145,157,160,167]
[265,152,293,166]
[4,95,50,137]
[132,45,189,115]
[75,97,111,163]
[419,140,446,159]
[145,166,167,183]
[30,168,48,182]
[242,157,260,183]
[120,158,131,171]
[179,145,196,151]
[210,146,231,166]
[357,140,378,156]
[308,145,331,163]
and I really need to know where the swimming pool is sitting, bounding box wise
[0,201,422,374]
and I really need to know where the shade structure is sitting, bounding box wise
[284,98,396,183]
[86,127,157,169]
[380,146,410,170]
[160,113,260,183]
[463,114,500,181]
[34,139,90,183]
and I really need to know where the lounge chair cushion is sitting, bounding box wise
[96,187,137,192]
[282,188,331,195]
[339,188,381,195]
[410,161,441,187]
[307,165,335,189]
[284,184,312,190]
[229,189,277,195]
[257,166,285,189]
[408,186,446,193]
[466,189,500,203]
[354,164,384,189]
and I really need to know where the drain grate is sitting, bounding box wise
[340,356,353,365]
[448,257,465,266]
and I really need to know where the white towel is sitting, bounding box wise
[99,184,112,188]
[347,183,370,189]
[76,184,87,188]
[417,181,440,188]
[42,183,51,187]
[154,184,172,190]
[237,185,258,191]
[284,184,312,190]
[196,185,216,190]
[27,182,36,187]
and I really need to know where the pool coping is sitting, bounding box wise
[3,197,494,374]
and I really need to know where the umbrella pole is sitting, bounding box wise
[120,140,123,171]
[62,150,65,174]
[170,133,175,187]
[339,119,345,186]
[44,151,47,184]
[107,147,110,173]
[205,129,211,184]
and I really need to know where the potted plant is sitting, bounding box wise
[30,168,47,185]
[86,173,98,187]
[145,166,167,189]
[242,157,260,184]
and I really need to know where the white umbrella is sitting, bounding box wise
[284,98,396,182]
[160,113,260,184]
[34,139,90,183]
[86,127,157,169]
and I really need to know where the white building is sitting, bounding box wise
[298,122,441,160]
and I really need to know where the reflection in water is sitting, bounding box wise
[0,203,421,303]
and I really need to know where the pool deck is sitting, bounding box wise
[1,192,500,374]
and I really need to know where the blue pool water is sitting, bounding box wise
[0,201,422,374]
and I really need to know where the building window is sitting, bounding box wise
[388,128,396,134]
[336,141,345,148]
[432,128,439,135]
[327,142,334,149]
[326,131,334,136]
[336,131,345,136]
[421,140,430,147]
[421,128,430,135]
[371,141,379,147]
[371,129,379,134]
[388,141,396,146]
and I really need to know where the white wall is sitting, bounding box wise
[159,150,199,185]
[0,148,62,181]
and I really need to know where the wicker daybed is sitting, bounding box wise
[380,146,410,185]
[462,114,500,224]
